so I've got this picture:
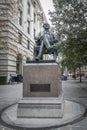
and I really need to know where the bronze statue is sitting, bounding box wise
[34,23,58,61]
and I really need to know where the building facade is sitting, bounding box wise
[0,0,47,84]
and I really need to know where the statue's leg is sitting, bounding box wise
[53,50,57,60]
[43,36,51,50]
[35,41,44,60]
[40,54,43,60]
[33,47,38,60]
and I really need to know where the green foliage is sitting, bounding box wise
[50,0,87,70]
[58,37,87,71]
[50,0,87,41]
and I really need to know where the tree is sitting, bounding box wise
[49,0,87,41]
[49,0,87,82]
[58,38,87,82]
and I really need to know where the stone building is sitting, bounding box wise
[0,0,47,84]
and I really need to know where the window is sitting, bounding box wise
[18,32,22,44]
[26,57,30,62]
[16,54,22,74]
[34,13,36,23]
[33,1,36,8]
[27,1,30,14]
[27,40,30,50]
[34,28,36,39]
[27,21,30,34]
[19,10,22,26]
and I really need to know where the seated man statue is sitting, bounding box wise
[34,23,58,61]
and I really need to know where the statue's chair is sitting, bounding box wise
[34,44,58,60]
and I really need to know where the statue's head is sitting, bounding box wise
[43,23,50,30]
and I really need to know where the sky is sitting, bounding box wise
[39,0,54,24]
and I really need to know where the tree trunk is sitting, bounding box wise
[79,67,82,83]
[73,68,76,79]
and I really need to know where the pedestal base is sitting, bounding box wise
[1,100,85,129]
[17,98,64,118]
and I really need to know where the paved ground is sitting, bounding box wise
[0,83,22,130]
[0,78,87,130]
[61,78,87,130]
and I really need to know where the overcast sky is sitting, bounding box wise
[39,0,54,24]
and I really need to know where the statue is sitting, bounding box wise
[34,23,58,61]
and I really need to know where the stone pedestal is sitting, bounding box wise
[17,98,64,118]
[23,61,61,97]
[17,61,64,118]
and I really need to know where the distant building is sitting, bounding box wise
[0,0,47,84]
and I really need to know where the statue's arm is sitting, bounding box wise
[35,32,41,42]
[35,32,44,44]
